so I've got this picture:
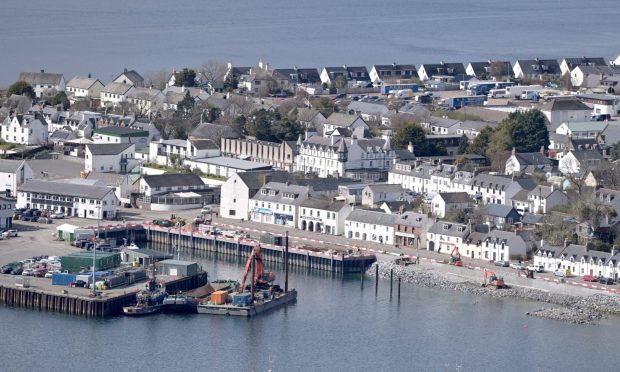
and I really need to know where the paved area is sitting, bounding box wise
[3,206,618,298]
[28,157,85,180]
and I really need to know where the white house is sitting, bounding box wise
[1,114,48,145]
[92,126,149,150]
[65,76,104,99]
[112,68,144,87]
[555,122,608,139]
[361,184,409,207]
[344,209,396,245]
[249,182,309,227]
[219,171,292,220]
[0,160,34,198]
[0,195,16,229]
[19,70,65,98]
[296,108,326,129]
[534,243,620,279]
[466,230,528,262]
[426,220,470,254]
[17,179,118,219]
[85,143,137,174]
[504,148,553,176]
[369,63,417,84]
[127,87,164,114]
[298,198,352,235]
[431,192,473,218]
[100,82,135,108]
[559,57,607,76]
[321,113,369,137]
[541,98,591,126]
[422,117,462,135]
[570,65,617,88]
[527,185,568,214]
[558,150,604,176]
[512,59,561,80]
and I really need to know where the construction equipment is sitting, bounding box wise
[240,243,275,293]
[482,269,505,289]
[169,214,186,227]
[449,247,463,267]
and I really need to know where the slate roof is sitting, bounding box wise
[94,126,148,137]
[542,97,590,112]
[428,220,470,237]
[514,152,552,166]
[251,182,309,205]
[296,177,359,192]
[18,179,113,199]
[347,101,389,117]
[562,57,607,70]
[395,211,431,228]
[571,150,604,162]
[102,82,133,95]
[300,197,348,211]
[66,76,100,90]
[49,130,74,140]
[86,143,133,156]
[189,138,218,150]
[515,59,561,76]
[127,87,162,100]
[190,123,241,140]
[346,209,396,226]
[438,192,472,204]
[19,71,63,85]
[429,117,461,128]
[482,204,519,218]
[85,172,128,187]
[237,171,294,191]
[325,113,363,128]
[142,173,205,188]
[527,185,558,199]
[420,62,466,77]
[114,69,144,85]
[366,184,405,194]
[559,121,608,133]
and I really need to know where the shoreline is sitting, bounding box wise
[368,261,620,325]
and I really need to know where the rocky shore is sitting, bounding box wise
[368,261,620,324]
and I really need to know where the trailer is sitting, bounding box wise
[505,85,543,99]
[381,83,418,95]
[441,95,487,109]
[467,81,515,96]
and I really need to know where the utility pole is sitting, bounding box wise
[92,206,100,296]
[285,231,289,293]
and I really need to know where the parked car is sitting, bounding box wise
[509,262,526,270]
[200,205,213,214]
[44,271,55,278]
[38,217,53,224]
[50,212,65,219]
[10,267,23,275]
[583,275,598,282]
[2,229,18,237]
[527,265,545,273]
[33,269,48,278]
[1,266,14,274]
[554,269,566,277]
[494,260,509,267]
[598,277,615,285]
[21,269,34,276]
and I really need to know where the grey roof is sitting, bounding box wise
[19,71,63,86]
[373,64,417,72]
[467,61,511,76]
[482,204,519,218]
[562,57,607,69]
[428,220,470,237]
[300,197,348,211]
[542,97,590,112]
[191,156,271,170]
[514,152,552,166]
[429,117,461,128]
[571,150,604,162]
[251,182,309,205]
[162,139,187,147]
[114,69,144,85]
[521,213,543,225]
[190,123,241,140]
[296,177,359,192]
[347,101,389,117]
[296,108,322,122]
[515,59,561,76]
[438,192,472,204]
[102,82,133,95]
[18,179,113,199]
[66,76,100,90]
[559,121,608,133]
[573,65,616,76]
[87,143,133,155]
[366,184,405,193]
[49,130,74,140]
[558,244,611,264]
[420,62,466,77]
[85,172,127,186]
[527,185,558,199]
[346,209,397,226]
[459,120,497,132]
[395,211,432,228]
[142,173,205,188]
[127,87,162,100]
[189,138,219,150]
[237,171,294,191]
[0,160,25,173]
[325,113,363,128]
[94,126,148,137]
[472,173,514,189]
[126,248,172,259]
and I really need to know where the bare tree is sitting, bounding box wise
[198,60,228,93]
[143,69,171,90]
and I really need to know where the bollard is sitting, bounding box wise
[360,261,364,290]
[398,277,401,301]
[390,268,393,298]
[375,264,379,295]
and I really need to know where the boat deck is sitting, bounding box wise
[197,290,297,317]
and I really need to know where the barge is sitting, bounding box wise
[197,289,297,316]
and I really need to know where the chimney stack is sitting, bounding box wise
[564,238,569,248]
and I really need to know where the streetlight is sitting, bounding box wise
[92,205,101,296]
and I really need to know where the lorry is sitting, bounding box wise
[440,95,487,109]
[381,83,418,95]
[505,85,543,99]
[389,89,414,99]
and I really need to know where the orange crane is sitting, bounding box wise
[482,268,505,289]
[449,246,464,267]
[240,243,275,293]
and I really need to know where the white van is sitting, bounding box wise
[488,89,507,98]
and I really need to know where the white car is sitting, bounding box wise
[200,205,213,214]
[509,262,526,270]
[21,269,34,276]
[554,269,566,278]
[50,212,65,219]
[2,229,18,237]
[527,265,545,273]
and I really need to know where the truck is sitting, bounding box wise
[505,85,543,99]
[389,89,414,99]
[381,83,418,95]
[440,95,487,109]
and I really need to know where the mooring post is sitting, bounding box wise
[285,231,289,293]
[360,261,364,290]
[398,277,401,301]
[375,264,379,295]
[390,268,394,298]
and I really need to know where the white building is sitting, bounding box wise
[534,243,620,279]
[85,143,137,174]
[298,198,352,235]
[139,173,206,198]
[100,82,135,108]
[555,122,608,139]
[541,98,591,126]
[149,138,221,167]
[361,184,409,207]
[17,179,118,219]
[321,113,369,137]
[465,230,528,262]
[127,87,164,114]
[65,76,104,99]
[431,192,472,218]
[570,65,617,88]
[19,70,65,98]
[527,185,568,214]
[1,114,48,145]
[344,209,396,245]
[219,171,292,220]
[0,160,34,198]
[0,195,15,229]
[249,182,309,227]
[92,126,149,150]
[426,221,470,254]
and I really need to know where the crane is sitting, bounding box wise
[482,268,505,289]
[449,246,463,267]
[240,243,275,293]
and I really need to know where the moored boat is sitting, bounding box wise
[123,278,167,316]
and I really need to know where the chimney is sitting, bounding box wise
[88,73,91,79]
[40,69,44,73]
[540,239,544,248]
[124,67,128,73]
[564,238,569,248]
[511,147,516,156]
[407,141,414,154]
[540,146,545,154]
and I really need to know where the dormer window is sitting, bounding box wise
[443,224,449,230]
[457,226,464,232]
[261,189,268,195]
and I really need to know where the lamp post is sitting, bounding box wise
[92,206,101,296]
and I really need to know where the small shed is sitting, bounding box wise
[124,249,172,267]
[158,259,199,277]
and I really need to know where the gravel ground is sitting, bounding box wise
[368,261,620,325]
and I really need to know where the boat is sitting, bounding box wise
[197,288,297,317]
[211,279,239,292]
[123,278,167,316]
[127,243,139,250]
[162,293,198,314]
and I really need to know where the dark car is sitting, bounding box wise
[334,93,346,99]
[493,260,509,267]
[11,267,23,275]
[598,277,615,285]
[1,266,13,274]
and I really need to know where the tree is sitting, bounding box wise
[50,91,70,110]
[174,91,195,119]
[173,68,196,87]
[310,97,337,117]
[393,121,426,150]
[198,60,228,93]
[245,109,275,141]
[223,73,238,92]
[6,81,35,99]
[457,134,469,154]
[143,69,171,90]
[611,141,620,161]
[509,110,549,152]
[468,126,494,156]
[272,118,302,141]
[334,76,347,90]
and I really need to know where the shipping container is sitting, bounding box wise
[76,275,93,285]
[260,233,283,246]
[125,270,147,284]
[106,275,127,288]
[233,293,251,306]
[211,290,228,305]
[52,273,77,286]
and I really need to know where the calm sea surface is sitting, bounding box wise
[1,251,619,372]
[1,0,619,86]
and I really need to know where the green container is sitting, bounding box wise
[60,252,121,273]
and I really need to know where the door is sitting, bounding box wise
[428,241,435,251]
[169,267,178,276]
[492,252,496,261]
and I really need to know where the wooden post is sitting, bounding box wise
[375,264,379,295]
[390,268,393,298]
[398,276,401,301]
